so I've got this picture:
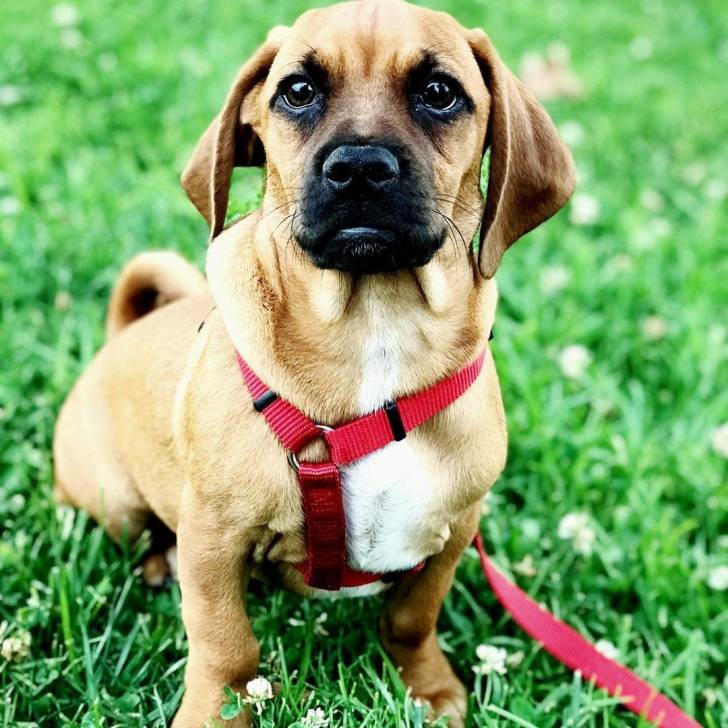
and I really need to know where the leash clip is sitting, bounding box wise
[287,424,334,472]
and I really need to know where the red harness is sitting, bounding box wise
[237,350,485,590]
[236,345,699,727]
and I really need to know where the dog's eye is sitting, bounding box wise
[420,78,457,110]
[282,78,318,109]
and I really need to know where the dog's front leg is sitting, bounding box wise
[173,495,259,728]
[380,504,481,728]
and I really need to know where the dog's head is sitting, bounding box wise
[182,0,575,278]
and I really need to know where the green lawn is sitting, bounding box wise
[1,0,727,726]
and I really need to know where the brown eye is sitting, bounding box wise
[421,78,457,110]
[282,78,318,108]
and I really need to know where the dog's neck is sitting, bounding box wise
[206,212,497,421]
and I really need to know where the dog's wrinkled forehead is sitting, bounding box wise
[265,1,486,107]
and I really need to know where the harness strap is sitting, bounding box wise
[238,356,320,452]
[237,350,485,590]
[324,352,486,466]
[474,534,700,728]
[298,462,346,591]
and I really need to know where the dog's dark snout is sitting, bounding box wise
[301,139,443,273]
[322,145,400,191]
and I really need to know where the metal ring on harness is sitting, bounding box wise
[287,424,334,472]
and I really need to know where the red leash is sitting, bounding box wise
[473,533,701,727]
[237,348,700,727]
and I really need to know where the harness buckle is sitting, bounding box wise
[384,400,406,441]
[287,424,334,472]
[253,389,278,413]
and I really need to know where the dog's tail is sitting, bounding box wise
[106,251,208,338]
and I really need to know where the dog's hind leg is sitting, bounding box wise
[380,504,481,728]
[53,390,151,542]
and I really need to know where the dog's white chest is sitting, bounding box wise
[341,440,434,573]
[339,310,438,574]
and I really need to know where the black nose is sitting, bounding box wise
[322,145,400,191]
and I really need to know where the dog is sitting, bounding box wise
[53,1,575,725]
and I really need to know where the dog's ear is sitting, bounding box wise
[181,29,286,240]
[466,29,576,278]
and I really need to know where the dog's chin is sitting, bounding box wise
[299,227,443,275]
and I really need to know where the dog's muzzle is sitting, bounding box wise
[297,142,446,274]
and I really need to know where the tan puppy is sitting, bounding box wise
[54,1,575,725]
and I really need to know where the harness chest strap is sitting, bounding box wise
[237,350,486,590]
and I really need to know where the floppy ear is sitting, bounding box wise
[466,30,577,278]
[181,33,283,240]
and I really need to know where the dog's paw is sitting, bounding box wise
[141,545,178,587]
[416,680,467,727]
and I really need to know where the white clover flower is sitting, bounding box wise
[608,253,634,273]
[473,644,508,676]
[513,555,537,577]
[711,424,728,459]
[640,188,664,211]
[707,566,728,591]
[55,291,72,311]
[559,345,592,380]
[642,316,667,341]
[547,42,570,65]
[706,179,727,201]
[60,28,83,49]
[1,630,31,663]
[9,494,25,512]
[0,85,22,107]
[630,36,653,60]
[682,163,706,186]
[52,3,79,26]
[521,518,541,541]
[559,120,585,147]
[573,526,596,556]
[245,676,273,707]
[540,265,571,295]
[558,512,595,556]
[98,53,118,72]
[301,707,329,727]
[632,229,657,251]
[0,196,21,216]
[506,650,525,668]
[314,612,329,637]
[633,217,672,250]
[708,324,726,346]
[651,217,672,238]
[595,639,619,660]
[569,193,600,225]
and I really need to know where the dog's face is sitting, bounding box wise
[183,0,575,279]
[259,3,489,274]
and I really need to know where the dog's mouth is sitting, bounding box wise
[297,224,446,275]
[330,227,397,273]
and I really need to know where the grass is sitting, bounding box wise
[1,0,726,725]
